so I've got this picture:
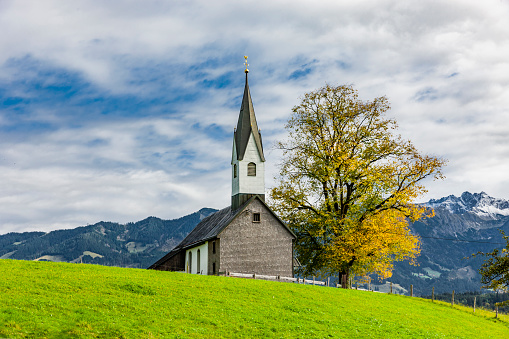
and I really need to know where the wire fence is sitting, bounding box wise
[222,271,505,318]
[226,271,326,286]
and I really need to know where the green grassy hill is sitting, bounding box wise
[1,259,508,338]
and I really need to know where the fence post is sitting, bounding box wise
[411,285,413,297]
[277,275,280,281]
[451,290,455,306]
[474,296,476,313]
[368,277,371,291]
[432,286,434,303]
[390,282,393,294]
[496,305,499,318]
[327,277,330,287]
[253,273,256,279]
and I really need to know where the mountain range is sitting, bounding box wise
[0,208,216,269]
[1,191,508,296]
[387,192,509,295]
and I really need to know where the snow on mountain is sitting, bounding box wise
[426,192,509,219]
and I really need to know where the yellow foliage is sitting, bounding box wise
[269,84,446,281]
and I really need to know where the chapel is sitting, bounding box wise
[149,60,296,277]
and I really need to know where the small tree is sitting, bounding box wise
[475,230,509,292]
[270,84,445,287]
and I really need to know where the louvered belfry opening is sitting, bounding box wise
[247,162,256,176]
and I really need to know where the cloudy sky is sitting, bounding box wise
[1,0,509,234]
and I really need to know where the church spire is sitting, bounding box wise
[234,58,265,162]
[231,57,266,210]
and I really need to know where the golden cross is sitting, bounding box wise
[244,56,249,73]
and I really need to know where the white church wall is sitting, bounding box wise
[185,242,208,275]
[237,133,265,195]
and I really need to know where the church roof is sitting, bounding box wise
[177,204,238,249]
[148,195,295,269]
[234,72,265,162]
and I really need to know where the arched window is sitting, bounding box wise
[247,162,256,176]
[188,251,192,273]
[233,164,237,178]
[197,249,201,274]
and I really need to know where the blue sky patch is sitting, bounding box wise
[288,59,319,80]
[414,87,440,102]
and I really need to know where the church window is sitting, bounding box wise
[233,164,237,178]
[212,262,216,275]
[247,162,256,176]
[253,213,261,223]
[212,241,216,254]
[188,252,192,273]
[197,249,201,274]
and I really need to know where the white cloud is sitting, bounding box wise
[0,116,233,233]
[1,0,509,232]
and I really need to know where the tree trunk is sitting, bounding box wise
[340,268,350,289]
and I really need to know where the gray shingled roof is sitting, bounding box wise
[175,205,237,250]
[234,72,265,162]
[149,202,245,269]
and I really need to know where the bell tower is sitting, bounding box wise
[231,57,265,210]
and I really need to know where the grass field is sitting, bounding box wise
[1,259,508,338]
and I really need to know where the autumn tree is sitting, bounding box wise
[270,84,445,287]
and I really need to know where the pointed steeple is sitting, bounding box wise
[234,71,265,162]
[231,58,266,210]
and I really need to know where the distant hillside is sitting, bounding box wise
[386,192,509,296]
[0,208,217,268]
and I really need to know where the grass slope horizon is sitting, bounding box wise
[1,260,509,338]
[3,200,507,296]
